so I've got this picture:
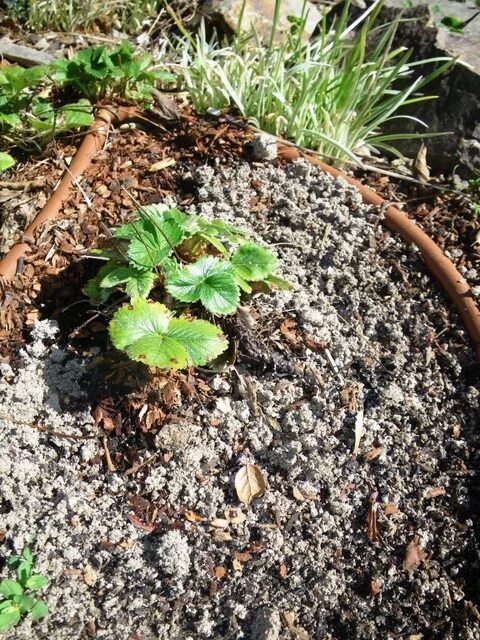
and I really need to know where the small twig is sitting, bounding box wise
[1,416,97,441]
[0,179,45,190]
[63,161,92,207]
[124,453,159,477]
[102,435,116,472]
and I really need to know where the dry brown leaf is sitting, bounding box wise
[413,142,430,183]
[224,507,247,524]
[370,579,381,596]
[279,318,302,347]
[148,158,176,172]
[214,565,227,580]
[279,563,288,578]
[235,551,252,563]
[185,510,205,523]
[424,486,446,499]
[292,485,317,501]
[292,485,306,501]
[404,540,427,573]
[127,514,156,533]
[83,566,97,587]
[235,464,266,504]
[211,530,232,542]
[210,518,230,529]
[382,503,400,516]
[364,446,385,461]
[232,558,243,572]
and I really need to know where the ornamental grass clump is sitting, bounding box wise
[84,204,289,369]
[171,0,453,163]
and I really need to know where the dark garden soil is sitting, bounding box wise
[0,112,480,640]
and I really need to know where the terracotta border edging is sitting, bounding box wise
[1,112,478,359]
[0,105,136,281]
[278,143,480,359]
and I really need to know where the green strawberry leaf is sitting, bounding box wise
[83,262,120,303]
[231,242,276,281]
[127,218,183,269]
[0,151,15,172]
[109,299,170,350]
[99,265,138,288]
[125,270,156,299]
[30,600,48,622]
[25,575,48,591]
[265,274,292,291]
[166,256,239,315]
[14,595,36,613]
[126,334,188,369]
[167,318,228,366]
[0,580,23,598]
[0,606,21,631]
[109,299,227,369]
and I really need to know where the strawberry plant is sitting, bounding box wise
[0,546,48,632]
[51,41,175,103]
[84,205,289,369]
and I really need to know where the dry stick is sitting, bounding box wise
[0,179,45,190]
[102,435,116,472]
[124,453,160,477]
[1,416,97,441]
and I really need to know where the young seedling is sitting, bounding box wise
[0,546,48,632]
[84,204,290,369]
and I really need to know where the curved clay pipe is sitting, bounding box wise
[0,106,137,280]
[278,144,480,358]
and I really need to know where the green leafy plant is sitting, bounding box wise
[51,41,175,103]
[11,0,163,34]
[84,204,289,369]
[0,546,48,632]
[170,0,454,163]
[0,62,94,153]
[0,151,15,172]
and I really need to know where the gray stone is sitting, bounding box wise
[251,607,281,640]
[203,0,321,42]
[251,132,278,161]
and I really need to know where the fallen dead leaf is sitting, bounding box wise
[211,530,232,542]
[279,318,302,347]
[279,563,288,578]
[185,510,205,523]
[127,514,156,533]
[424,486,446,499]
[404,539,427,573]
[148,158,176,172]
[382,503,400,516]
[232,558,243,572]
[224,507,247,524]
[353,408,365,455]
[214,565,227,580]
[210,518,230,529]
[235,551,252,563]
[292,485,317,501]
[235,464,266,505]
[292,485,306,501]
[364,446,385,461]
[413,142,430,183]
[83,565,97,587]
[370,579,381,596]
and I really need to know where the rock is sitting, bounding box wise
[251,607,282,640]
[157,531,191,579]
[154,423,193,452]
[251,133,278,161]
[203,0,321,42]
[380,1,480,174]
